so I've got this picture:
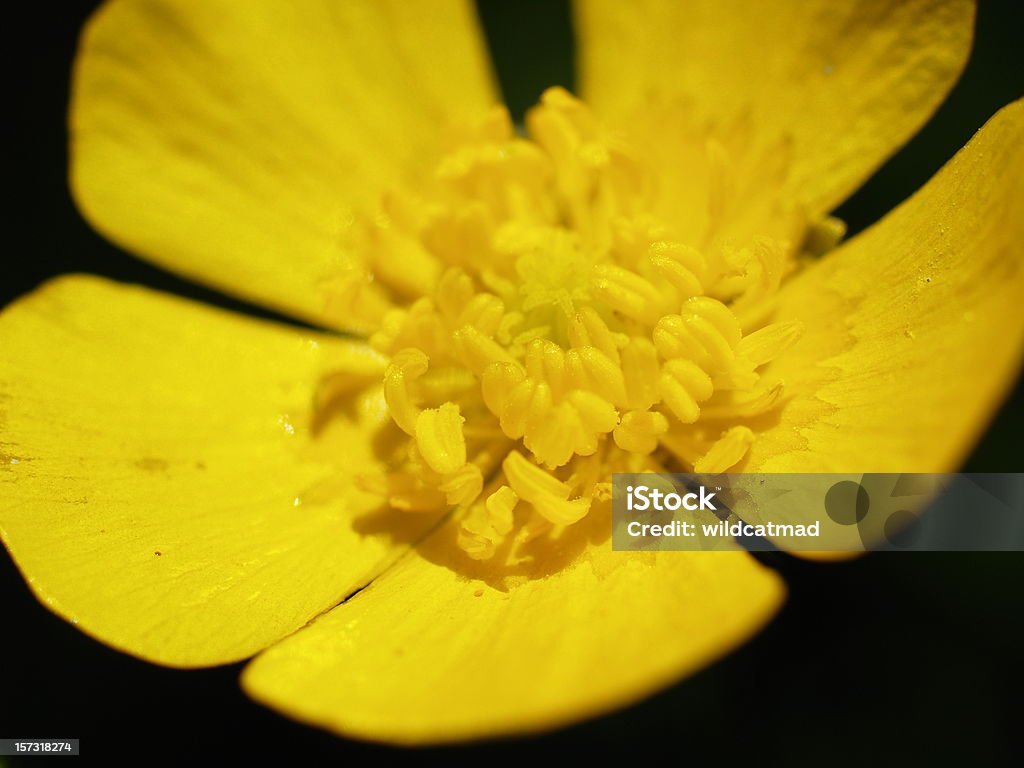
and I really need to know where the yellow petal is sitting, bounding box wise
[242,507,783,744]
[70,0,496,329]
[575,0,974,217]
[0,276,442,667]
[746,100,1024,472]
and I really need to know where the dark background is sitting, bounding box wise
[3,1,1022,763]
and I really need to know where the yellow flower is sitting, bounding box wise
[1,0,1021,746]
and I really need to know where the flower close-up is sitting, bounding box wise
[2,0,1022,755]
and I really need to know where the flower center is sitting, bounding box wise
[323,87,812,561]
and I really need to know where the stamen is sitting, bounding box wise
[659,359,714,423]
[503,451,590,526]
[694,426,755,474]
[736,320,804,366]
[414,403,466,475]
[613,410,669,454]
[383,349,429,435]
[320,87,807,554]
[803,216,847,257]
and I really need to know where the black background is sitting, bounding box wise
[3,1,1023,763]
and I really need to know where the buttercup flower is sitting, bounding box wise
[1,0,1021,745]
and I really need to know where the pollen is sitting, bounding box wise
[326,87,812,561]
